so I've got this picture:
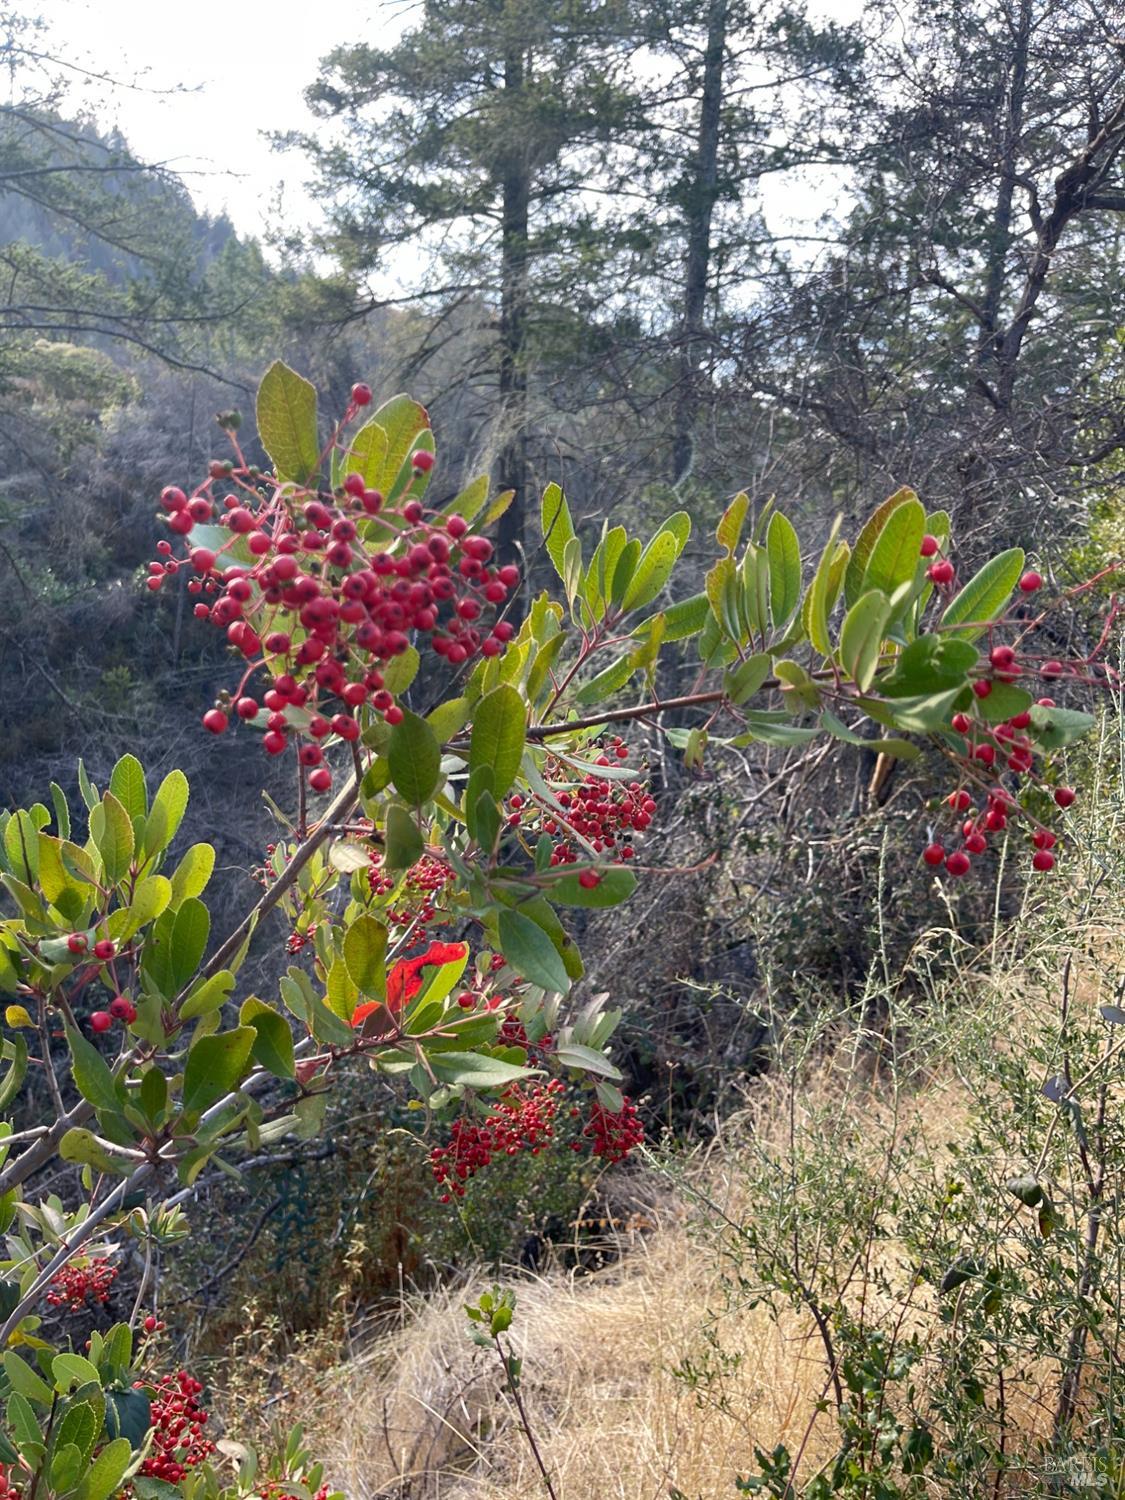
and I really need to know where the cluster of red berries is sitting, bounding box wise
[45,1258,117,1311]
[89,995,137,1032]
[134,1370,214,1483]
[430,1080,567,1200]
[368,854,455,936]
[152,390,519,794]
[0,1465,23,1499]
[286,921,320,956]
[507,738,655,883]
[575,1098,645,1163]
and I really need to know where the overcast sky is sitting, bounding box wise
[46,0,859,258]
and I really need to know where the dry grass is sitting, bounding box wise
[298,1201,845,1500]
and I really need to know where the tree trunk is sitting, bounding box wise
[497,41,531,577]
[671,0,727,486]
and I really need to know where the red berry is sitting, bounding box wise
[578,869,602,889]
[948,790,972,811]
[922,843,945,866]
[93,939,116,961]
[928,559,955,585]
[143,1315,158,1333]
[263,730,287,755]
[945,851,971,877]
[202,708,228,734]
[90,1011,112,1034]
[920,534,939,557]
[108,996,136,1022]
[67,933,88,955]
[351,382,373,406]
[308,768,332,793]
[972,679,992,698]
[1054,786,1076,808]
[235,696,259,720]
[965,832,987,854]
[951,713,971,733]
[410,449,435,474]
[1041,660,1064,679]
[1019,571,1043,593]
[385,704,404,725]
[1032,849,1055,872]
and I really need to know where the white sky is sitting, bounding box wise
[43,0,860,260]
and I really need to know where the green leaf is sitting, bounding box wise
[3,1351,53,1404]
[863,495,925,599]
[144,770,190,859]
[860,687,965,733]
[805,519,844,655]
[541,483,577,582]
[387,711,442,806]
[724,652,773,706]
[574,656,637,707]
[169,898,210,993]
[974,681,1033,724]
[942,548,1025,640]
[168,843,214,906]
[717,492,749,553]
[845,487,915,607]
[469,684,527,798]
[384,803,424,871]
[1029,704,1096,750]
[343,913,387,995]
[427,696,472,743]
[105,1389,151,1447]
[640,591,709,643]
[256,361,320,484]
[240,999,296,1080]
[365,394,430,499]
[52,1354,100,1393]
[428,1051,534,1089]
[340,417,388,489]
[96,792,134,886]
[179,969,235,1021]
[182,1027,255,1116]
[766,513,802,628]
[497,908,571,993]
[65,1027,122,1113]
[553,1043,622,1081]
[621,516,691,613]
[382,645,420,697]
[549,866,637,907]
[819,712,919,759]
[109,755,148,823]
[59,1129,132,1174]
[838,589,892,692]
[730,711,820,748]
[80,1437,133,1500]
[880,634,978,696]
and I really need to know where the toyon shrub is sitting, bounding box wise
[0,363,1116,1496]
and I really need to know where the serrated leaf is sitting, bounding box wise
[845,487,915,607]
[109,754,148,823]
[257,361,320,484]
[541,483,576,582]
[863,494,925,598]
[717,492,749,553]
